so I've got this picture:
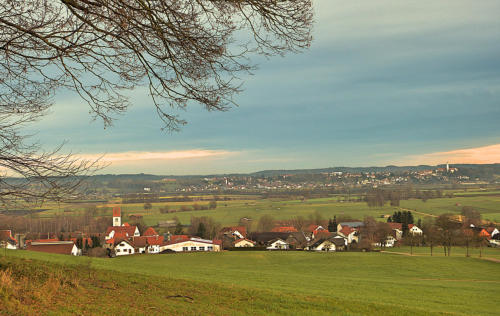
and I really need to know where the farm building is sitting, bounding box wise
[160,237,221,252]
[27,241,79,256]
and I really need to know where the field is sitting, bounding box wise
[3,249,500,315]
[111,195,500,227]
[30,191,500,228]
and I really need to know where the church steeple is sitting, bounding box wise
[113,207,121,227]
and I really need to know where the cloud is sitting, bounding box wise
[80,149,237,164]
[404,144,500,165]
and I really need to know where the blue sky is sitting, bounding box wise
[30,1,500,174]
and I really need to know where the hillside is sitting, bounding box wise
[2,250,499,315]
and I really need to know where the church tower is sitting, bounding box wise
[113,206,121,227]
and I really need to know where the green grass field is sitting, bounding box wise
[33,193,500,228]
[382,245,500,259]
[3,249,500,315]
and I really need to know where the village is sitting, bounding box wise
[1,206,499,257]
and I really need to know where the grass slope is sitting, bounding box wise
[4,250,500,315]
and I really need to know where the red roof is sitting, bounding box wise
[306,225,327,233]
[113,206,121,217]
[339,226,355,236]
[27,242,76,255]
[106,226,138,237]
[143,227,158,237]
[146,236,164,245]
[479,229,491,238]
[271,226,298,233]
[388,223,403,230]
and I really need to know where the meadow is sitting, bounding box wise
[3,249,500,315]
[33,192,500,228]
[114,195,500,227]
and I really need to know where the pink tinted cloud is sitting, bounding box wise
[80,149,236,164]
[405,144,500,165]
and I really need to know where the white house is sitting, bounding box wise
[409,225,423,235]
[338,226,359,244]
[160,237,221,252]
[114,239,135,256]
[308,240,336,251]
[373,235,396,248]
[266,238,289,250]
[233,238,256,247]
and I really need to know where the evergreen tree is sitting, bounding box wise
[197,222,207,239]
[408,211,414,224]
[174,222,183,235]
[387,216,392,223]
[332,216,337,232]
[327,219,334,232]
[402,223,409,237]
[417,218,422,228]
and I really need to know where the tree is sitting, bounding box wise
[290,215,306,232]
[435,214,461,256]
[374,222,392,248]
[209,201,217,210]
[422,219,438,256]
[196,222,207,239]
[174,221,183,235]
[257,215,275,232]
[0,1,313,207]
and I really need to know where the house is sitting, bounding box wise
[266,238,289,250]
[105,225,140,241]
[233,238,256,247]
[307,237,345,251]
[374,235,396,248]
[248,232,309,249]
[113,239,135,256]
[160,237,221,252]
[338,226,358,244]
[0,230,17,250]
[305,225,328,238]
[27,241,79,256]
[219,226,247,239]
[337,221,363,232]
[408,224,423,235]
[387,223,403,239]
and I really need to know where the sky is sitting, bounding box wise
[29,0,500,175]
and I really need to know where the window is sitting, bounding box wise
[182,247,188,251]
[116,249,120,252]
[199,246,205,251]
[191,246,196,251]
[208,246,213,251]
[128,249,132,254]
